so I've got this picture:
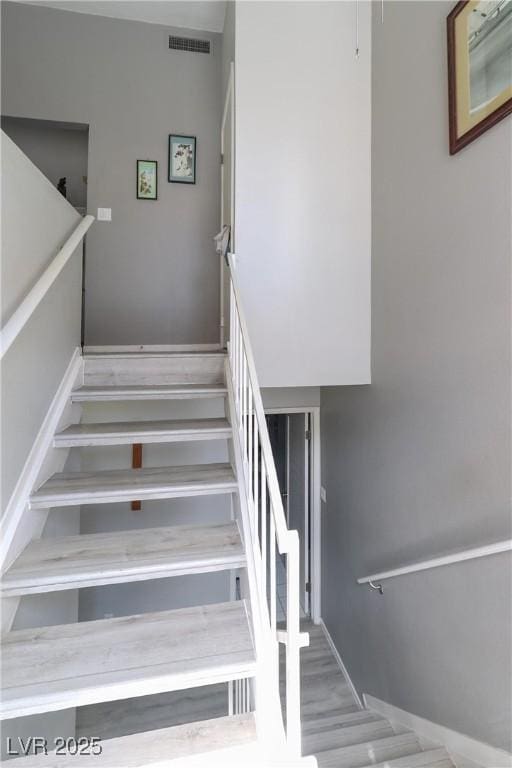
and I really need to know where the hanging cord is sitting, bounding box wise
[355,0,360,57]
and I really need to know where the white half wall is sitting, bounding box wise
[234,1,371,387]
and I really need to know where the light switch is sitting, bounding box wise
[97,207,112,221]
[320,487,327,503]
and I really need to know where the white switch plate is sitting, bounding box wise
[320,486,327,503]
[97,207,112,221]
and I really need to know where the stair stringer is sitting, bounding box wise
[225,356,295,765]
[1,348,83,632]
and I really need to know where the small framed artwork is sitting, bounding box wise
[447,0,512,154]
[137,160,158,200]
[168,135,196,184]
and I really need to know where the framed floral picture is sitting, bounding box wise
[447,0,512,154]
[137,160,157,200]
[168,135,196,184]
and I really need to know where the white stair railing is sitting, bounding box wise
[0,214,94,359]
[226,252,309,756]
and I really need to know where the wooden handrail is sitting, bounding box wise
[1,215,94,359]
[357,538,512,589]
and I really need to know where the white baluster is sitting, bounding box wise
[248,391,253,497]
[253,426,259,543]
[286,534,301,754]
[261,461,267,600]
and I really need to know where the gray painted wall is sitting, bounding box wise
[1,2,222,346]
[321,1,511,752]
[1,131,82,510]
[2,117,89,209]
[1,132,80,761]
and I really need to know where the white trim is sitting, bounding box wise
[0,347,83,568]
[357,539,512,587]
[303,413,310,616]
[83,344,222,354]
[319,619,363,710]
[0,216,94,359]
[363,693,512,768]
[220,61,235,348]
[264,406,322,624]
[285,415,291,526]
[310,408,321,624]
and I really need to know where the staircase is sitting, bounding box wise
[297,624,458,768]
[1,341,311,765]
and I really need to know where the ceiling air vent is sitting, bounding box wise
[169,35,211,54]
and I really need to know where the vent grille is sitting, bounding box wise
[169,36,210,54]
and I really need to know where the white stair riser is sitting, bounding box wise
[83,355,225,387]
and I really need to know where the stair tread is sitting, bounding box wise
[54,418,232,446]
[8,713,257,767]
[72,384,228,401]
[302,709,384,734]
[1,601,255,719]
[364,748,454,768]
[29,463,237,509]
[1,521,245,596]
[313,731,422,768]
[304,717,395,753]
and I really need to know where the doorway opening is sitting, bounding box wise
[1,116,89,214]
[266,408,321,622]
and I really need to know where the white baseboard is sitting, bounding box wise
[0,346,83,570]
[363,693,512,768]
[83,344,223,354]
[318,619,363,709]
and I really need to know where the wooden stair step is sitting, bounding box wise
[304,716,395,754]
[1,601,255,720]
[313,731,422,768]
[302,709,384,735]
[29,463,237,509]
[4,713,257,767]
[54,418,232,447]
[71,384,228,402]
[83,353,225,387]
[1,522,245,596]
[363,748,455,768]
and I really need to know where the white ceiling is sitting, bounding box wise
[15,1,227,33]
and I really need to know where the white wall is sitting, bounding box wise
[234,1,371,388]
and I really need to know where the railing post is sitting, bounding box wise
[285,531,301,756]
